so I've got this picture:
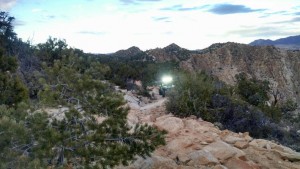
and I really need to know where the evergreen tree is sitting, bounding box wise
[0,12,28,106]
[0,12,165,168]
[166,71,215,119]
[35,51,166,168]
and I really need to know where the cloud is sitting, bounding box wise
[120,0,162,5]
[226,26,297,38]
[295,12,300,15]
[0,0,17,11]
[47,15,56,19]
[259,11,289,18]
[12,19,25,27]
[77,31,106,35]
[272,17,300,24]
[161,4,209,11]
[209,4,265,15]
[291,17,300,22]
[152,16,171,22]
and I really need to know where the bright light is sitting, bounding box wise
[162,76,173,84]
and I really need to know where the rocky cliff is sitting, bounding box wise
[179,42,300,103]
[106,42,300,103]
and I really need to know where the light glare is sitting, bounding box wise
[162,76,173,84]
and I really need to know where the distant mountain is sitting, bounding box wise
[249,35,300,50]
[100,43,193,62]
[110,46,153,61]
[146,43,192,62]
[113,46,143,57]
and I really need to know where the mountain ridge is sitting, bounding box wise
[103,41,300,104]
[249,35,300,50]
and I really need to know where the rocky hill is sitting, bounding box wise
[180,42,300,103]
[145,43,192,62]
[105,42,300,103]
[116,89,300,169]
[110,46,153,61]
[249,35,300,50]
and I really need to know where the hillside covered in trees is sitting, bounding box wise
[0,12,166,168]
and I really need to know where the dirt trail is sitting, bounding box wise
[139,98,166,111]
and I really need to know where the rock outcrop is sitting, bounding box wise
[116,92,300,169]
[180,42,300,103]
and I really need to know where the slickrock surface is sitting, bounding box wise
[116,91,300,169]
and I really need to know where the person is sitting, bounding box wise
[162,87,166,97]
[159,85,166,97]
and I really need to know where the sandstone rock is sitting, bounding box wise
[249,140,259,147]
[184,119,211,133]
[222,135,244,144]
[273,150,300,162]
[154,116,184,134]
[234,141,249,149]
[125,155,178,169]
[244,135,253,142]
[177,166,199,169]
[187,150,219,166]
[166,137,194,152]
[225,158,256,169]
[203,141,238,162]
[266,143,271,151]
[213,165,228,169]
[122,87,300,169]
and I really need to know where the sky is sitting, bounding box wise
[1,0,300,53]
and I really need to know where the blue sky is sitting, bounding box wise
[1,0,300,53]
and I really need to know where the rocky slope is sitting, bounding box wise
[116,89,300,169]
[107,42,300,103]
[180,42,300,103]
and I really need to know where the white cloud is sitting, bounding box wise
[10,0,300,53]
[0,0,17,11]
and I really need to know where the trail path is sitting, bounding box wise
[139,97,166,110]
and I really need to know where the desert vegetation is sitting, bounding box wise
[0,12,166,168]
[166,71,300,151]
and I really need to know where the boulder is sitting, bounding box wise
[234,141,249,149]
[123,155,178,169]
[222,135,244,144]
[273,150,300,162]
[225,158,259,169]
[184,119,211,133]
[203,141,246,163]
[187,150,219,166]
[213,165,228,169]
[166,137,194,152]
[154,116,184,134]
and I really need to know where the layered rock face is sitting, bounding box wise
[180,42,300,103]
[116,93,300,169]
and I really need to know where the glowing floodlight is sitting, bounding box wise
[162,76,173,84]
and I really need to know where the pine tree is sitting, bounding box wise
[0,12,166,168]
[34,51,166,168]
